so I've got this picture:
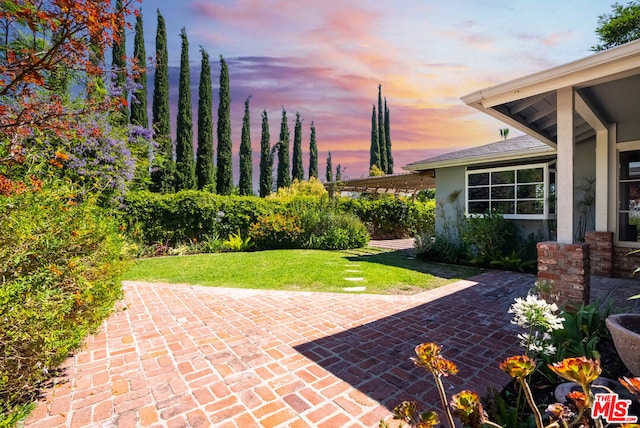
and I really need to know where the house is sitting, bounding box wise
[405,39,640,305]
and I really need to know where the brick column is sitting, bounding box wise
[537,242,590,308]
[584,231,613,277]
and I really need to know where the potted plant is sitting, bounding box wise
[605,251,640,376]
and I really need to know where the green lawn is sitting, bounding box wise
[122,247,482,294]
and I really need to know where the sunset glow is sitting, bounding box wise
[135,1,603,181]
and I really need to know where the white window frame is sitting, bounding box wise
[465,162,555,220]
[616,140,640,247]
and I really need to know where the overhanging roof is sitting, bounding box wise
[404,134,555,171]
[461,39,640,145]
[326,171,435,195]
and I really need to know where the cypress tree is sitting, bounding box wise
[385,97,394,174]
[196,47,215,190]
[292,112,304,182]
[308,121,318,179]
[175,28,195,190]
[370,105,380,173]
[112,0,127,125]
[277,108,290,189]
[326,151,333,182]
[378,84,388,174]
[87,27,104,101]
[259,110,273,197]
[130,12,148,127]
[239,97,253,195]
[216,55,233,195]
[335,164,342,182]
[151,9,173,193]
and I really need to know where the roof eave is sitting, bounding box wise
[403,147,556,171]
[461,39,640,109]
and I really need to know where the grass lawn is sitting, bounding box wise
[122,247,482,294]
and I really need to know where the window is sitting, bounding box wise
[466,163,555,219]
[618,150,640,243]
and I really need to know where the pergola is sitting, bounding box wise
[324,171,435,197]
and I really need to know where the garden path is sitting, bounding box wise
[23,240,640,428]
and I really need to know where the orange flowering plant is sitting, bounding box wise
[380,294,639,428]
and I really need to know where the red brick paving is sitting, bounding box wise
[24,267,542,427]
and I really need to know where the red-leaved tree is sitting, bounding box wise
[0,0,138,149]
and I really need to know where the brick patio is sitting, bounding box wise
[22,246,640,427]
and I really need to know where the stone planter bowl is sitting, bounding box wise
[606,313,640,377]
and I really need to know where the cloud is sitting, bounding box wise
[516,30,577,47]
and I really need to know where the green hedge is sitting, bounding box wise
[336,195,435,239]
[123,190,285,244]
[1,186,125,425]
[122,191,434,247]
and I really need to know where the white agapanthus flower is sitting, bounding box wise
[509,294,564,356]
[518,332,557,356]
[508,294,565,332]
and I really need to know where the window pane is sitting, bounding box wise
[517,168,543,183]
[549,172,556,214]
[491,170,515,185]
[491,201,515,214]
[491,186,515,199]
[620,151,640,180]
[517,184,544,199]
[469,187,489,200]
[468,172,489,186]
[620,181,640,210]
[619,212,640,242]
[517,200,544,214]
[469,201,489,214]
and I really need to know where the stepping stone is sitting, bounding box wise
[344,277,364,281]
[345,264,360,267]
[345,269,362,273]
[343,286,366,291]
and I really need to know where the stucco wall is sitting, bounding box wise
[573,139,596,241]
[434,166,465,239]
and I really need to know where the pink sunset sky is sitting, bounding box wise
[130,1,606,182]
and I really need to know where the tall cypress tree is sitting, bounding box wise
[175,28,195,190]
[239,97,253,195]
[216,55,233,195]
[151,9,173,193]
[277,108,290,189]
[292,112,304,182]
[112,0,127,125]
[326,151,333,182]
[259,110,273,197]
[378,84,388,174]
[196,47,215,190]
[385,97,394,174]
[370,105,380,173]
[335,164,342,182]
[130,12,148,127]
[308,121,318,179]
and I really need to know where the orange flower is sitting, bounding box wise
[620,377,640,399]
[566,390,587,409]
[49,158,63,168]
[548,357,601,387]
[54,151,69,160]
[416,411,440,428]
[411,342,458,377]
[450,390,486,428]
[48,265,62,276]
[500,355,536,379]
